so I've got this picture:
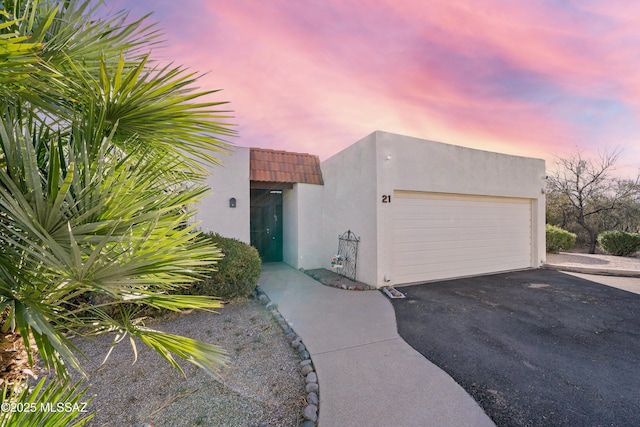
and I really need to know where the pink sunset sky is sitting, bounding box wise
[103,0,640,174]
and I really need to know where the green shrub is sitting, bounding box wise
[598,231,640,257]
[190,233,262,300]
[546,224,576,253]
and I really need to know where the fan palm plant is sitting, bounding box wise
[0,0,234,388]
[0,377,94,427]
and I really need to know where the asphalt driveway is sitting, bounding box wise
[390,269,640,426]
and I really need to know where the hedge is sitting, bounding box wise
[189,232,262,300]
[598,231,640,257]
[546,224,576,253]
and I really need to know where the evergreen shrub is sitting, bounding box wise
[190,233,262,300]
[598,231,640,257]
[546,224,576,253]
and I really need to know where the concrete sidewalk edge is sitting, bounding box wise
[542,263,640,278]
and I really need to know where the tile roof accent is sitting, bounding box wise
[250,148,324,185]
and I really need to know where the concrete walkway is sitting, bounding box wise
[258,263,494,427]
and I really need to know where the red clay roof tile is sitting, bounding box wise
[250,148,324,185]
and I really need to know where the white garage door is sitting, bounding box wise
[393,191,533,284]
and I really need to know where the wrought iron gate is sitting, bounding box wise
[333,230,360,281]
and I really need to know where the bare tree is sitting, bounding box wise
[547,149,640,253]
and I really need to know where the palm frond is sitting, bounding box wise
[1,0,232,383]
[0,376,93,427]
[70,53,234,170]
[0,1,52,88]
[132,326,228,378]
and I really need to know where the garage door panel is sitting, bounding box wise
[394,233,528,253]
[396,203,529,214]
[395,218,529,230]
[395,256,530,274]
[396,198,530,209]
[394,246,530,265]
[393,191,533,284]
[394,241,530,255]
[396,214,528,224]
[397,261,528,284]
[396,207,531,221]
[396,196,530,208]
[394,227,530,243]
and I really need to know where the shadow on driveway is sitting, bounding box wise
[390,269,640,426]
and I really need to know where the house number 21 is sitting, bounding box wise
[382,195,391,203]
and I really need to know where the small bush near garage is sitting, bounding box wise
[546,224,576,253]
[190,233,262,300]
[598,231,640,257]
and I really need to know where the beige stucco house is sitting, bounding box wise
[196,131,546,288]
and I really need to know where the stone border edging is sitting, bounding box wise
[255,286,319,426]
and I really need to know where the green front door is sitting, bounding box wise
[250,189,283,262]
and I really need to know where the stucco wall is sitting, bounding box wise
[375,132,545,198]
[282,188,299,268]
[284,183,324,269]
[196,133,546,289]
[283,188,298,266]
[321,134,379,285]
[195,146,250,243]
[373,131,546,286]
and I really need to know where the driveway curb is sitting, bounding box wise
[542,263,640,278]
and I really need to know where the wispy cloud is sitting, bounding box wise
[106,0,640,173]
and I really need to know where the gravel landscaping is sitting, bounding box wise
[69,297,310,426]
